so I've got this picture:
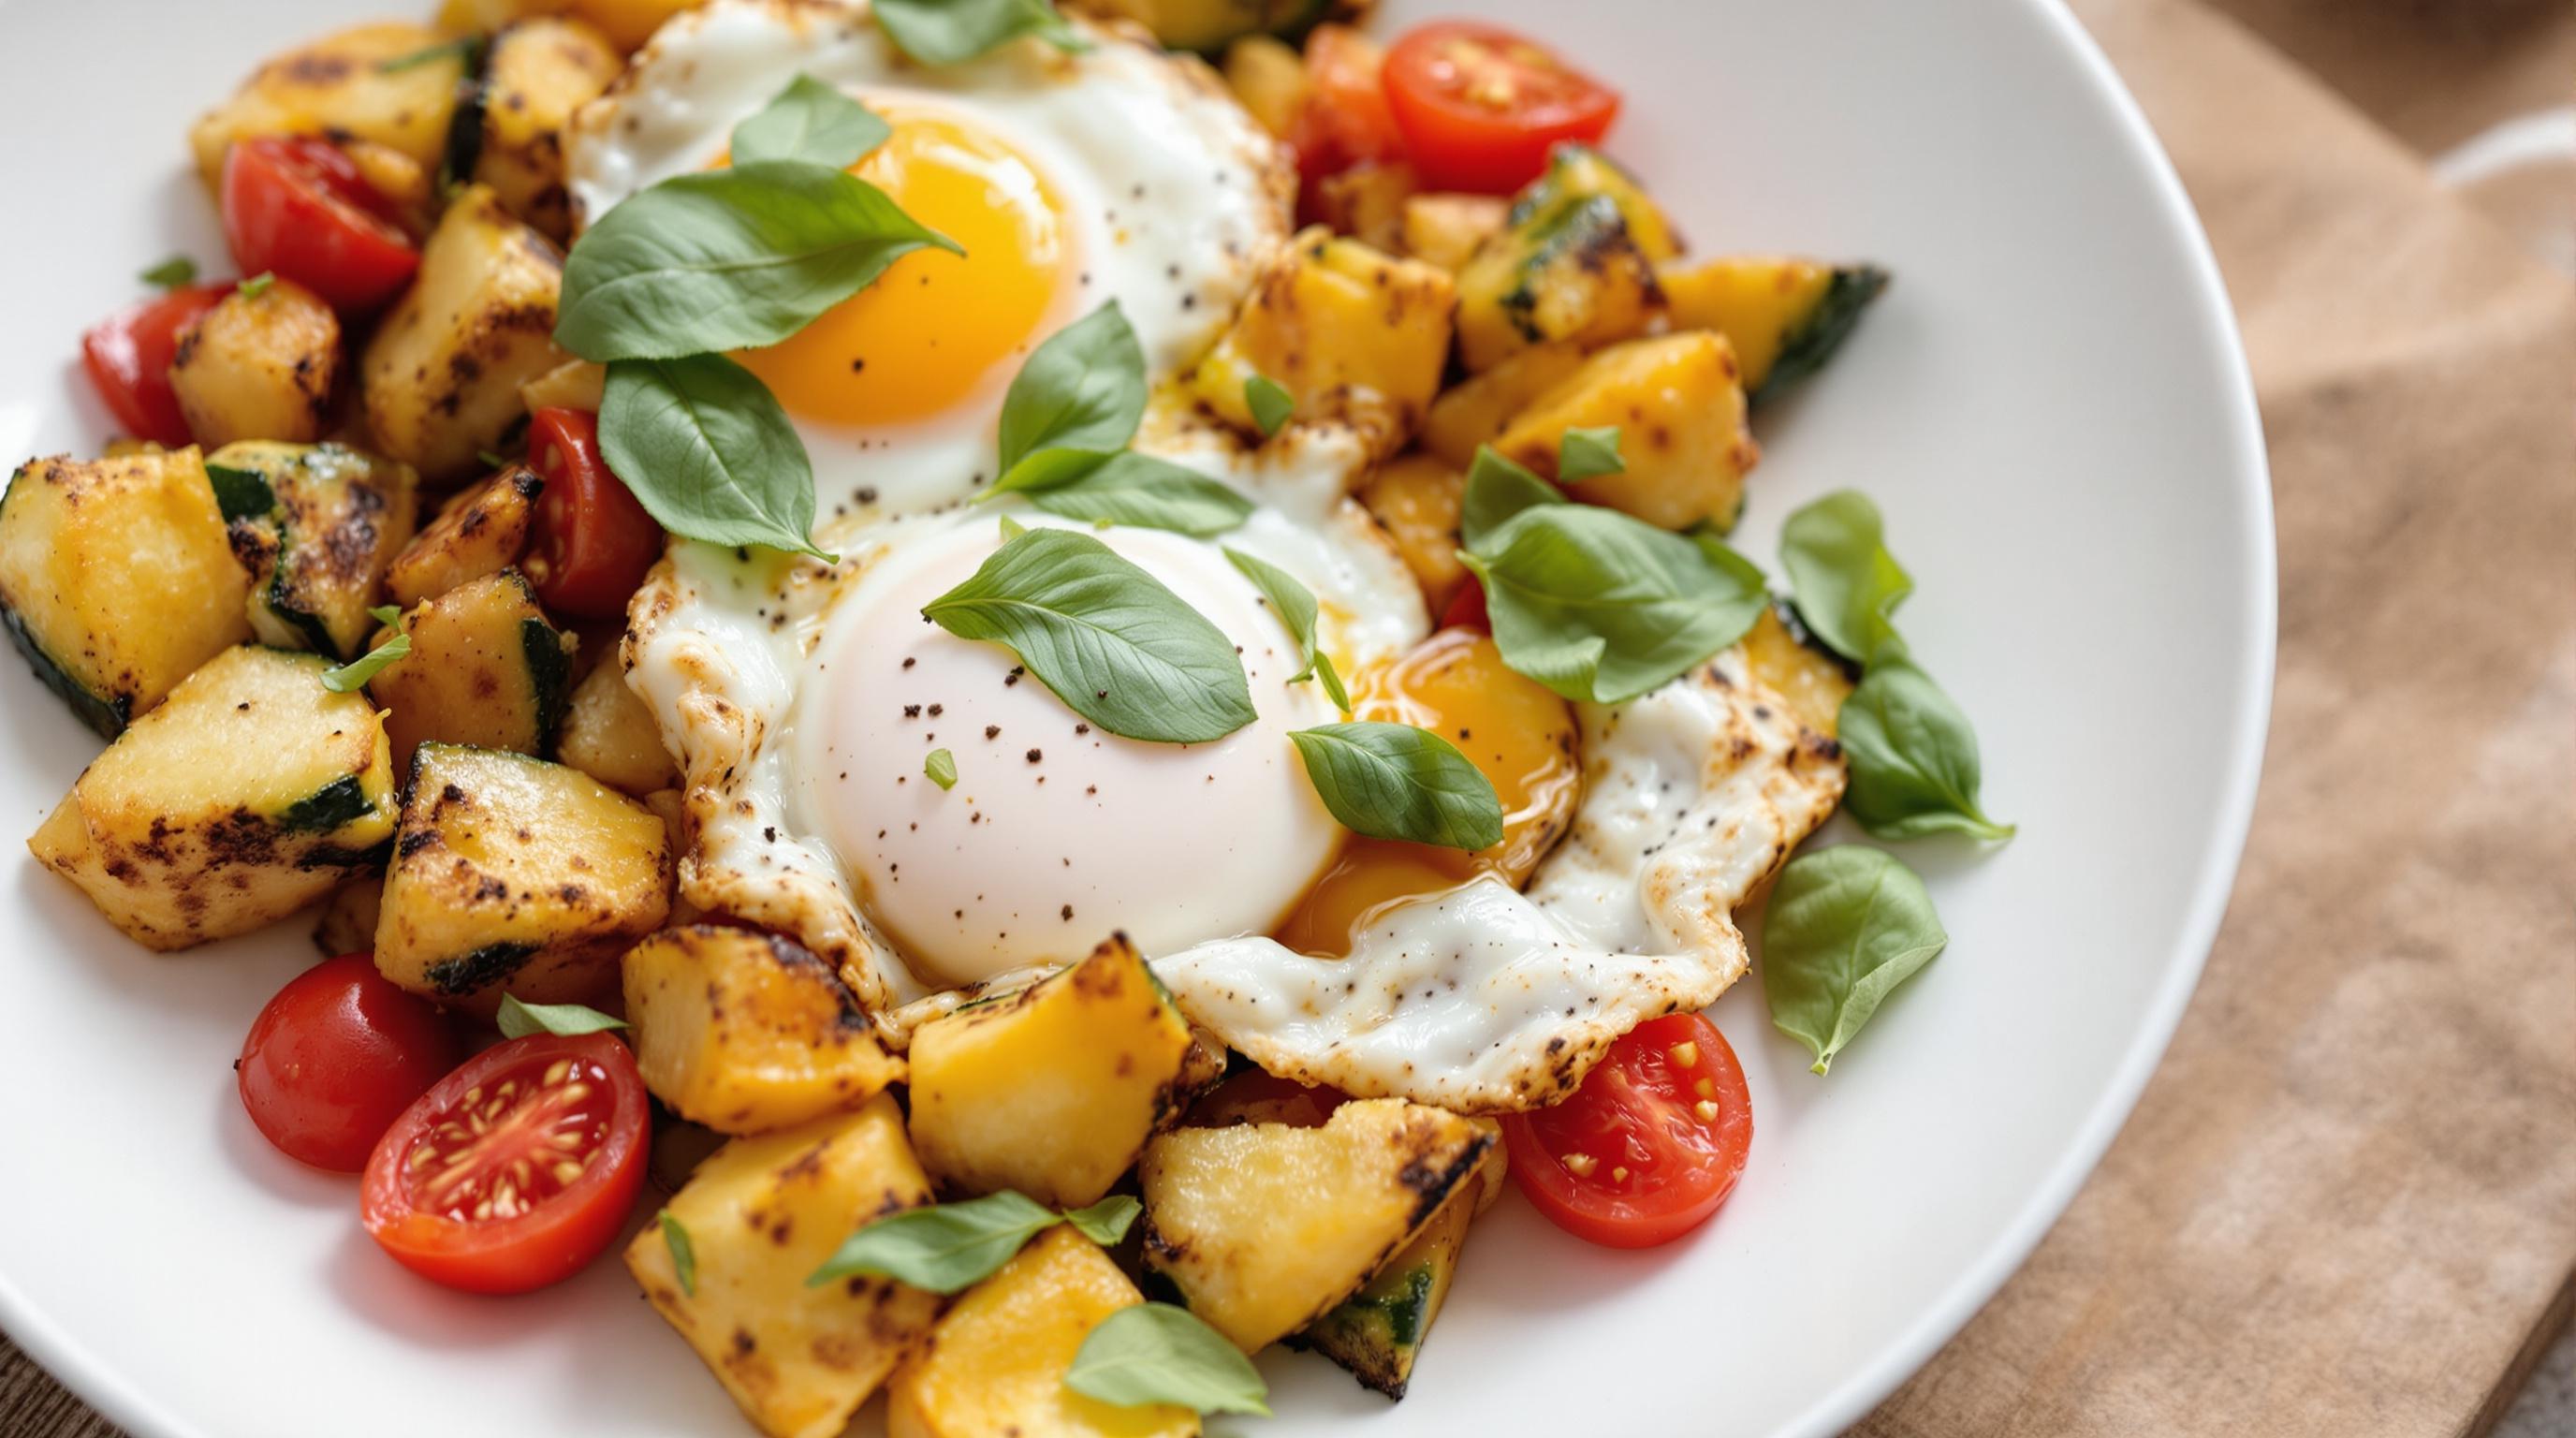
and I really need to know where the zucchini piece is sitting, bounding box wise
[0,449,254,736]
[1355,453,1468,614]
[1455,192,1665,372]
[624,1096,942,1438]
[1087,0,1341,54]
[473,18,620,240]
[1400,191,1507,273]
[365,568,573,773]
[622,924,903,1136]
[556,657,678,795]
[211,441,421,661]
[1658,256,1890,401]
[1296,1190,1472,1399]
[1314,161,1414,254]
[1220,33,1308,137]
[1505,144,1681,261]
[1742,601,1857,739]
[887,1225,1196,1438]
[27,646,395,951]
[374,742,671,1005]
[168,280,342,449]
[906,935,1195,1209]
[186,23,468,187]
[1139,1098,1493,1352]
[385,464,543,608]
[1491,330,1760,533]
[1418,340,1587,470]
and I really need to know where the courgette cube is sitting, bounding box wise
[0,449,253,735]
[1355,453,1468,614]
[1742,603,1856,739]
[1455,193,1664,373]
[1658,256,1889,401]
[186,22,465,186]
[906,935,1195,1209]
[474,17,621,240]
[1296,1188,1473,1399]
[374,742,670,1005]
[1418,340,1587,471]
[1138,1097,1493,1352]
[887,1225,1197,1438]
[1505,144,1681,262]
[557,658,678,795]
[623,924,903,1136]
[1400,192,1507,273]
[1490,330,1759,533]
[210,441,420,661]
[624,1095,943,1438]
[169,280,341,449]
[365,568,573,774]
[28,646,395,951]
[387,465,543,608]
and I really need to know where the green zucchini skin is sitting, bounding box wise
[1499,195,1650,344]
[1295,1262,1435,1398]
[521,612,570,754]
[1755,265,1890,404]
[278,773,377,833]
[436,35,492,195]
[4,603,126,738]
[204,462,277,525]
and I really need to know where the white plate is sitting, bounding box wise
[0,1,2273,1434]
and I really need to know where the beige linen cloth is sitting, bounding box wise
[4,1,2570,1434]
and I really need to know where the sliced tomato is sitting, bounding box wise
[522,407,664,619]
[221,137,419,313]
[1500,1013,1750,1248]
[361,1031,650,1295]
[237,954,463,1174]
[79,284,230,447]
[1383,21,1622,194]
[1288,24,1406,190]
[1438,576,1489,634]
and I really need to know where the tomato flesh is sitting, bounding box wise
[221,137,418,313]
[1383,21,1622,194]
[361,1031,650,1295]
[237,954,462,1174]
[1500,1013,1750,1248]
[1438,577,1490,634]
[1288,24,1406,191]
[80,284,230,447]
[522,407,665,619]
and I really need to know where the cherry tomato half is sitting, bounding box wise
[522,407,665,619]
[1500,1013,1750,1248]
[1438,577,1489,634]
[1383,21,1622,194]
[237,954,463,1174]
[1288,24,1407,188]
[221,137,419,313]
[361,1031,651,1295]
[79,284,230,447]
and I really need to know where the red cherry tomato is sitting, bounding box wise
[79,284,230,447]
[361,1031,651,1295]
[1438,577,1489,634]
[1288,24,1407,188]
[1383,21,1623,194]
[1500,1013,1750,1248]
[522,407,665,619]
[236,954,463,1174]
[220,137,419,313]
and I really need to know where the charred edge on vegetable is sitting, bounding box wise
[1498,195,1657,343]
[1754,265,1889,404]
[277,774,376,833]
[2,603,128,738]
[423,939,537,995]
[1397,1128,1494,1232]
[436,36,493,196]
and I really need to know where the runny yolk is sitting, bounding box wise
[731,106,1069,428]
[1271,628,1584,957]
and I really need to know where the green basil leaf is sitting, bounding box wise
[556,163,959,362]
[496,994,629,1039]
[921,526,1254,743]
[368,604,404,624]
[1243,374,1294,438]
[873,0,1089,66]
[1779,490,1912,666]
[1837,652,2013,841]
[1762,845,1948,1074]
[204,462,276,524]
[1558,425,1624,482]
[1312,650,1351,714]
[1065,1302,1271,1416]
[998,516,1028,541]
[1061,1194,1140,1246]
[1290,722,1502,852]
[1457,446,1564,551]
[1222,546,1330,693]
[808,1189,1060,1293]
[476,448,510,471]
[600,353,830,558]
[322,632,408,694]
[731,74,890,169]
[138,255,198,289]
[238,271,275,300]
[992,302,1148,491]
[1023,453,1252,536]
[659,1212,698,1299]
[926,747,959,790]
[1461,506,1768,705]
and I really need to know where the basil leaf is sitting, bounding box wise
[873,0,1089,66]
[1458,446,1564,551]
[600,353,829,559]
[1762,845,1948,1074]
[808,1189,1060,1293]
[368,604,404,624]
[1243,374,1294,438]
[659,1212,698,1299]
[731,74,890,169]
[556,163,959,362]
[1461,506,1768,705]
[1837,651,2013,841]
[1559,425,1624,482]
[993,302,1148,491]
[496,994,628,1038]
[1065,1303,1271,1416]
[1290,722,1502,851]
[1312,651,1351,714]
[1061,1194,1140,1246]
[323,621,408,694]
[1779,490,1912,666]
[922,527,1255,744]
[138,255,197,289]
[1223,547,1329,694]
[238,271,275,300]
[1023,453,1252,536]
[926,747,958,789]
[998,516,1028,541]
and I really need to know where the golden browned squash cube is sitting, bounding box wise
[1355,452,1468,614]
[1417,340,1587,472]
[364,569,573,774]
[557,658,679,795]
[187,22,466,186]
[623,924,903,1135]
[387,465,543,609]
[169,280,340,449]
[1492,330,1760,533]
[474,17,622,240]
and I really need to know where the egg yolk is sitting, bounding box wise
[1271,628,1584,957]
[733,106,1068,428]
